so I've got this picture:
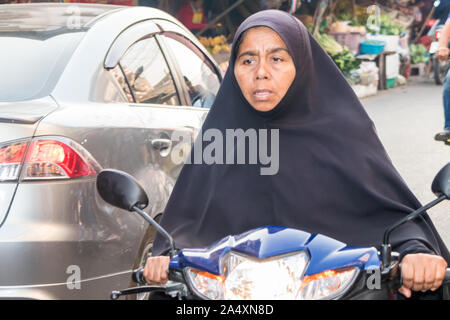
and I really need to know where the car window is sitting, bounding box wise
[163,36,221,109]
[92,66,129,103]
[119,36,180,105]
[0,31,85,102]
[109,65,134,103]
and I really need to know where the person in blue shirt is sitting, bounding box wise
[435,11,450,141]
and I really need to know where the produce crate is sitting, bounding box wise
[360,41,386,55]
[386,77,396,89]
[330,32,366,54]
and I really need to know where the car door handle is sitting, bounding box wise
[151,139,172,151]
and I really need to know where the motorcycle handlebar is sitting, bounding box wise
[132,267,183,285]
[134,268,450,285]
[132,267,146,285]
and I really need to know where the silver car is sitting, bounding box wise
[0,3,222,299]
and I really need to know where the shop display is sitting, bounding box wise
[409,43,429,64]
[198,35,231,55]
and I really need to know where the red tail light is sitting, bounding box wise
[436,31,442,40]
[0,141,28,181]
[0,137,101,182]
[427,19,437,28]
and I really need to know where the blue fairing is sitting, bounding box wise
[169,226,380,276]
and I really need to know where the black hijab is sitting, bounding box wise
[153,10,450,263]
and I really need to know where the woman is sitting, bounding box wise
[145,10,449,299]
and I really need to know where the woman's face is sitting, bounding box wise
[234,27,296,112]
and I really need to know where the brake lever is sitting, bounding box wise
[110,282,188,300]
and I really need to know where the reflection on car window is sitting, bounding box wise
[163,36,220,109]
[119,37,180,105]
[110,65,134,103]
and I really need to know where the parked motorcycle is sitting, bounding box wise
[96,164,450,300]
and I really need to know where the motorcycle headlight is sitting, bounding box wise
[298,268,359,300]
[185,250,360,300]
[223,251,309,300]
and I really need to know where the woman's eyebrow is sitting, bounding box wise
[237,47,290,60]
[237,50,258,59]
[267,47,291,55]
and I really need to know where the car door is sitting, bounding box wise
[100,19,213,281]
[14,20,209,299]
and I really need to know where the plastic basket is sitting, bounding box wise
[386,77,396,89]
[360,41,386,55]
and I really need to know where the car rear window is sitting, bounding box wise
[0,30,85,102]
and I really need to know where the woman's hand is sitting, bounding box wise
[398,253,448,298]
[143,256,171,285]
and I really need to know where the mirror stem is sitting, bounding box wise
[133,206,177,258]
[381,194,447,268]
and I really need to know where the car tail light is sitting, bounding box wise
[0,141,28,181]
[0,137,101,182]
[436,31,442,40]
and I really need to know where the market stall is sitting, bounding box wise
[3,0,439,98]
[188,0,429,98]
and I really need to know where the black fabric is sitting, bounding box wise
[152,10,450,265]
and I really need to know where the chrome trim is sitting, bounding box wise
[0,270,133,289]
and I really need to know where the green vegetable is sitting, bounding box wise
[314,33,361,72]
[331,50,362,73]
[409,44,429,64]
[364,40,385,45]
[315,33,344,55]
[368,14,405,36]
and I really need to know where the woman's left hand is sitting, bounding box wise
[398,253,448,298]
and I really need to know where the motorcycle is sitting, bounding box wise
[96,163,450,300]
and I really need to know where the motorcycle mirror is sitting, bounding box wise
[96,169,149,212]
[432,162,450,199]
[381,162,450,269]
[96,169,177,257]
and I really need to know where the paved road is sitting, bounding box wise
[361,77,450,248]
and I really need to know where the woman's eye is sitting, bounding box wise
[243,59,254,65]
[272,56,283,62]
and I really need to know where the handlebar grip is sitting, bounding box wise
[132,267,183,285]
[132,267,146,285]
[445,269,450,282]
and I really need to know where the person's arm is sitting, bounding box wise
[436,17,450,61]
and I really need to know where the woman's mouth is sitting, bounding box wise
[253,90,274,101]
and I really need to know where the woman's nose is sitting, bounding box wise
[256,60,270,80]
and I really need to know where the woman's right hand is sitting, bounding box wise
[143,256,171,285]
